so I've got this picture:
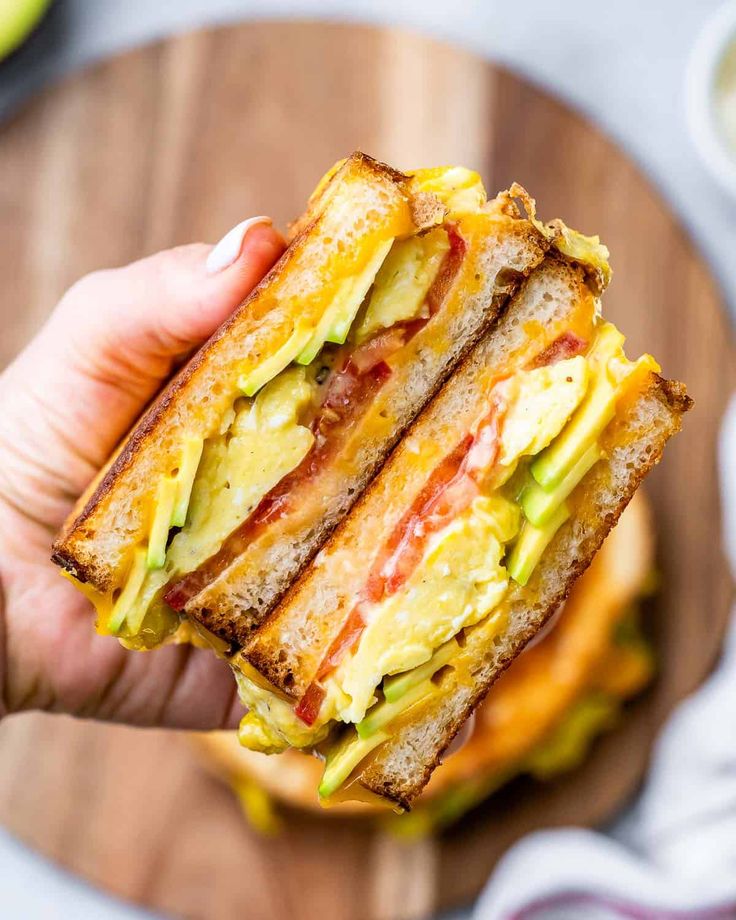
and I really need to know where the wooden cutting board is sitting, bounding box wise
[0,21,733,920]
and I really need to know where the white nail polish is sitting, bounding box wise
[206,216,272,274]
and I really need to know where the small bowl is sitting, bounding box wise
[686,1,736,198]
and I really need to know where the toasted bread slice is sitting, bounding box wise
[242,255,603,693]
[183,208,548,644]
[356,374,690,807]
[52,152,412,591]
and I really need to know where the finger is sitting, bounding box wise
[92,643,243,731]
[2,558,242,731]
[30,618,242,731]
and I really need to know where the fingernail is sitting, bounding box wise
[206,216,272,274]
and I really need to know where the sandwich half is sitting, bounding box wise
[233,240,690,809]
[195,491,655,834]
[52,153,549,649]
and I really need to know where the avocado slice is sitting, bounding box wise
[530,323,626,490]
[107,547,148,633]
[171,437,204,528]
[294,294,345,366]
[327,238,395,344]
[239,321,315,396]
[354,230,450,344]
[525,693,617,779]
[0,0,51,62]
[383,637,460,704]
[296,239,394,365]
[357,679,437,739]
[506,501,570,587]
[124,579,177,644]
[530,378,615,491]
[521,442,602,527]
[146,477,178,569]
[319,729,389,799]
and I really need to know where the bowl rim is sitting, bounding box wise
[686,0,736,198]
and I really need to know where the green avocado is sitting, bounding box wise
[506,501,570,587]
[239,323,315,397]
[353,230,449,344]
[296,238,394,365]
[383,637,459,704]
[524,693,617,779]
[146,477,178,570]
[530,379,615,491]
[170,438,204,528]
[122,592,180,649]
[107,548,148,633]
[295,300,343,366]
[521,442,601,527]
[0,0,51,61]
[531,323,625,490]
[357,679,436,739]
[318,729,389,799]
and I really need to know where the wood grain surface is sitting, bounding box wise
[0,21,733,920]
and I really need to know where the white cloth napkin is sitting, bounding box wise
[473,395,736,920]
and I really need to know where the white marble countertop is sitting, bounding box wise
[0,2,733,917]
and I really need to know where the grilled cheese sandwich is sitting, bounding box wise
[52,153,690,809]
[53,154,550,649]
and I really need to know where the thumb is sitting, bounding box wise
[0,218,285,513]
[51,217,286,401]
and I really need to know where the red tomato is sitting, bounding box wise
[530,331,587,368]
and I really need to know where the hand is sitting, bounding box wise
[0,218,285,729]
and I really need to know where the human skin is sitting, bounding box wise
[0,219,285,729]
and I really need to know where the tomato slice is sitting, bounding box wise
[427,224,467,316]
[374,434,475,599]
[292,325,578,721]
[530,331,587,368]
[347,327,407,374]
[294,682,327,726]
[316,604,369,680]
[465,398,505,480]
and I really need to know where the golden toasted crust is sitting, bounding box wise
[287,154,408,241]
[52,152,412,591]
[356,374,690,808]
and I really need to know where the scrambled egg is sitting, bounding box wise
[408,167,487,215]
[497,356,589,467]
[235,347,605,749]
[235,667,329,753]
[115,368,316,640]
[325,496,520,725]
[552,225,612,288]
[166,367,315,574]
[354,229,450,343]
[317,357,591,727]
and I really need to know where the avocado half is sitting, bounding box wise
[0,0,52,62]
